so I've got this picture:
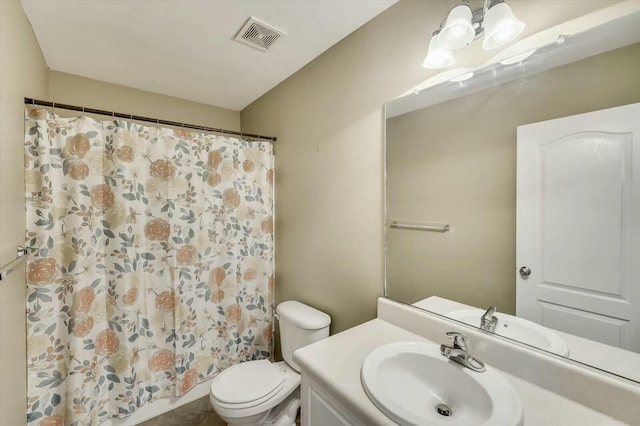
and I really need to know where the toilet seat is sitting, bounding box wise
[211,359,285,407]
[210,360,300,419]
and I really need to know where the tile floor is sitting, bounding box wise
[138,396,301,426]
[138,397,226,426]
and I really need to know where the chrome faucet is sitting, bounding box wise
[440,331,486,372]
[480,306,498,332]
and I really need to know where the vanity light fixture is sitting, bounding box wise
[423,0,525,69]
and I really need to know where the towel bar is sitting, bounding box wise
[0,246,32,281]
[390,221,450,232]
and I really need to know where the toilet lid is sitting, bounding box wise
[210,360,285,404]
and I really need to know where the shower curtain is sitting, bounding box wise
[24,107,274,425]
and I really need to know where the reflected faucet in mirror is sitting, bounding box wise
[481,306,498,332]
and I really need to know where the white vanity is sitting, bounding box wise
[294,298,640,426]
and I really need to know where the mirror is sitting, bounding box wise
[384,9,640,383]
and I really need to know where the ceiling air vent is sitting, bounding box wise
[234,17,286,52]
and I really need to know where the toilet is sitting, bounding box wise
[210,301,331,425]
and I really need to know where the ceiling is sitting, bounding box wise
[22,0,397,111]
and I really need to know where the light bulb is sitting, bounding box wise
[482,2,525,50]
[423,33,455,69]
[494,26,517,43]
[450,24,468,39]
[438,4,475,50]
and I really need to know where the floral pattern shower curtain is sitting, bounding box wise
[24,107,274,425]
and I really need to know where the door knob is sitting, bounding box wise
[519,266,531,277]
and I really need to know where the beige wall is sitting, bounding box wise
[240,0,617,333]
[386,42,640,313]
[49,71,240,131]
[0,2,49,425]
[0,1,628,423]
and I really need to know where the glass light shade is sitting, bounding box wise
[482,2,525,50]
[438,4,475,50]
[422,34,455,69]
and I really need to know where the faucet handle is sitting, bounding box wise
[445,331,468,350]
[483,306,497,318]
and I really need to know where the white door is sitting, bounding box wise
[516,102,640,352]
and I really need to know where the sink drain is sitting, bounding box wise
[435,403,452,417]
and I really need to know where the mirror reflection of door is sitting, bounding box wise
[516,103,640,352]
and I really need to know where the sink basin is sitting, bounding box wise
[447,309,569,356]
[361,341,523,426]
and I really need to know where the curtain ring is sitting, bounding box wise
[82,106,85,118]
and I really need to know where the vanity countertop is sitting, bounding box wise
[294,318,630,426]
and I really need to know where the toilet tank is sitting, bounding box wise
[276,301,331,372]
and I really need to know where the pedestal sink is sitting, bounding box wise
[361,341,523,426]
[447,309,570,356]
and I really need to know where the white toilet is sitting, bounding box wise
[209,301,331,426]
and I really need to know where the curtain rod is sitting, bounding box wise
[24,98,276,142]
